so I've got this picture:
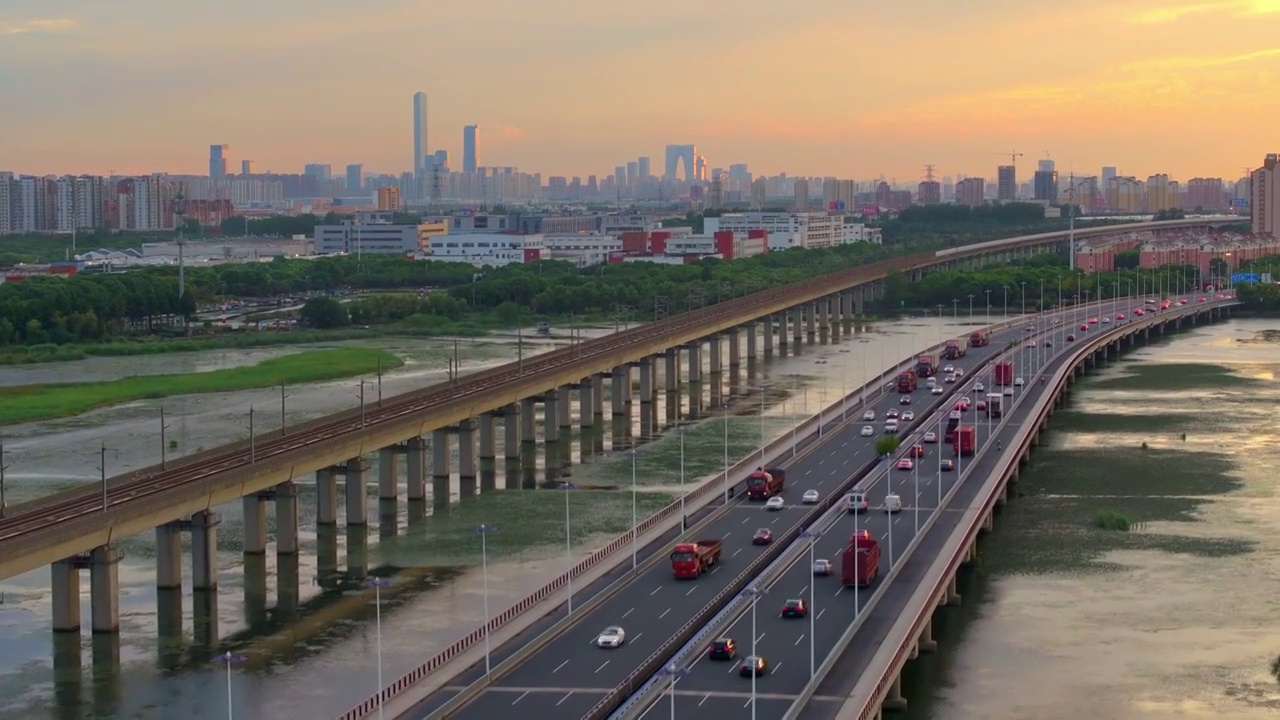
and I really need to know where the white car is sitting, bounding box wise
[597,626,626,648]
[1014,377,1025,387]
[883,420,899,434]
[860,425,875,437]
[922,431,938,443]
[954,368,964,377]
[926,377,937,387]
[1028,340,1037,347]
[862,409,876,421]
[1003,386,1015,396]
[943,365,955,374]
[931,385,945,395]
[1101,317,1111,324]
[901,411,915,421]
[944,374,957,384]
[802,489,820,504]
[974,382,985,392]
[813,559,833,576]
[765,496,785,511]
[884,494,903,513]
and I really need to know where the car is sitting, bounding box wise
[1067,334,1076,342]
[860,425,875,437]
[931,385,945,395]
[940,459,955,471]
[1199,297,1207,303]
[1024,324,1036,333]
[596,626,627,648]
[922,431,938,443]
[1045,340,1052,348]
[764,496,785,511]
[884,494,903,512]
[813,559,833,576]
[902,410,915,421]
[896,458,914,471]
[944,374,957,384]
[899,395,912,405]
[739,655,768,677]
[862,409,876,421]
[954,368,964,376]
[976,400,987,411]
[1014,377,1024,387]
[1088,317,1098,324]
[926,376,938,387]
[974,382,985,392]
[909,444,925,457]
[883,420,899,434]
[1133,309,1144,316]
[708,637,737,661]
[1079,323,1088,330]
[953,400,969,412]
[943,365,955,373]
[802,489,820,504]
[1028,340,1037,347]
[1102,317,1111,324]
[780,598,807,618]
[1003,386,1015,396]
[752,528,774,545]
[846,491,869,513]
[886,408,899,419]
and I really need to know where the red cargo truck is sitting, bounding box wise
[994,361,1014,385]
[841,531,881,587]
[896,371,917,393]
[943,339,966,360]
[670,539,724,579]
[968,330,989,348]
[745,468,786,500]
[952,425,976,456]
[914,354,937,377]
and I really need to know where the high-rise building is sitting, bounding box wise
[209,145,229,181]
[1038,159,1055,173]
[1101,166,1117,186]
[432,149,448,170]
[1186,178,1226,211]
[304,164,332,181]
[377,186,402,211]
[793,179,810,211]
[1252,154,1279,235]
[1033,170,1058,202]
[463,125,478,173]
[241,160,256,176]
[346,164,364,193]
[996,165,1016,201]
[917,181,941,205]
[956,177,985,207]
[413,92,428,175]
[638,157,651,179]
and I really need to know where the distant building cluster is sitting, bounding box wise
[1073,230,1277,278]
[0,172,232,235]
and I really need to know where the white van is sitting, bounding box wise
[884,494,903,513]
[883,419,899,434]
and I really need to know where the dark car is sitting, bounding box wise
[1067,334,1076,342]
[739,655,768,677]
[940,459,955,471]
[752,528,773,545]
[708,637,737,661]
[781,598,807,618]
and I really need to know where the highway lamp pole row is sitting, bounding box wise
[801,527,822,680]
[722,404,730,502]
[365,576,393,720]
[248,406,256,464]
[97,442,113,511]
[631,449,639,571]
[678,427,687,531]
[884,454,894,568]
[211,652,247,720]
[742,585,767,720]
[475,524,498,675]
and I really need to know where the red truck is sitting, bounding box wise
[914,354,937,378]
[670,538,724,579]
[994,361,1014,385]
[968,330,989,348]
[745,468,786,500]
[943,339,966,360]
[841,531,881,587]
[952,425,976,456]
[896,371,917,393]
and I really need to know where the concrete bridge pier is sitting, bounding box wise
[191,510,220,591]
[89,544,122,633]
[727,328,741,369]
[503,406,520,489]
[156,522,183,590]
[276,481,300,555]
[432,428,451,511]
[775,313,786,348]
[576,382,596,431]
[806,302,818,339]
[478,413,497,491]
[406,436,427,501]
[708,335,723,376]
[918,617,938,652]
[639,357,657,406]
[745,323,758,359]
[243,493,269,554]
[458,419,478,498]
[982,510,996,532]
[882,675,908,711]
[945,572,962,605]
[556,387,572,429]
[344,456,369,525]
[520,397,538,441]
[686,342,702,383]
[841,291,854,327]
[51,556,85,632]
[591,374,604,419]
[378,446,401,501]
[543,393,561,442]
[315,468,339,525]
[791,307,804,344]
[611,366,632,417]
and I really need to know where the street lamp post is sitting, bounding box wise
[678,427,687,531]
[1003,286,1008,318]
[951,298,958,323]
[984,288,992,317]
[212,652,247,720]
[364,577,393,720]
[560,482,576,615]
[722,404,731,502]
[884,455,895,567]
[630,450,639,570]
[967,293,975,319]
[742,585,767,720]
[474,524,499,675]
[800,527,822,679]
[661,664,691,719]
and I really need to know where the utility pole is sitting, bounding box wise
[174,189,188,301]
[248,406,256,463]
[0,440,10,518]
[160,407,171,469]
[97,443,112,511]
[280,381,290,430]
[1066,174,1077,271]
[376,359,384,405]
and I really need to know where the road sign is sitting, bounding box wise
[1231,272,1260,284]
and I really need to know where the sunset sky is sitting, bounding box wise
[3,0,1278,182]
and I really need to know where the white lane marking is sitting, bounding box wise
[623,607,635,618]
[511,691,529,705]
[835,585,844,597]
[699,694,711,706]
[741,517,749,524]
[795,634,805,646]
[650,586,661,596]
[632,632,643,643]
[817,608,827,620]
[798,585,808,595]
[553,659,569,673]
[732,548,742,557]
[773,661,783,673]
[557,692,573,706]
[743,697,753,708]
[756,632,766,643]
[595,660,610,674]
[728,662,739,674]
[686,586,698,596]
[660,608,672,619]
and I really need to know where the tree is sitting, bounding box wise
[874,436,901,457]
[299,297,349,328]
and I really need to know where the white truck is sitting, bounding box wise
[986,393,1005,418]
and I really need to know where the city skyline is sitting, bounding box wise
[3,1,1278,179]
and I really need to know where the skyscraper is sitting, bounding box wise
[241,160,256,176]
[346,164,364,193]
[209,145,229,181]
[463,125,478,173]
[413,92,428,175]
[996,165,1016,201]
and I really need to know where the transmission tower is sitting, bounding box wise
[924,164,936,182]
[429,163,443,211]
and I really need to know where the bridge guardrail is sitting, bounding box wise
[841,302,1234,720]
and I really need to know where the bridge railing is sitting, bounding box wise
[841,302,1233,720]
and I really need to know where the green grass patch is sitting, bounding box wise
[1089,362,1264,391]
[0,347,403,426]
[1093,509,1137,531]
[376,489,677,566]
[1050,410,1197,434]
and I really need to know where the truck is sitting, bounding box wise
[943,339,966,360]
[968,330,989,348]
[986,392,1005,418]
[841,531,881,587]
[994,361,1014,386]
[943,410,962,443]
[896,371,917,393]
[914,354,937,378]
[670,539,724,579]
[745,467,786,500]
[952,425,977,456]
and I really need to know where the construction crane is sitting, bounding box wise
[1004,150,1024,165]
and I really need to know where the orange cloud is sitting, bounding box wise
[1129,0,1280,24]
[0,18,75,35]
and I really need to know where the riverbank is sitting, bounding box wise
[0,347,403,426]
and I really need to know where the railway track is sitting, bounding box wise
[0,253,923,545]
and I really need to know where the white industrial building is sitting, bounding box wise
[314,220,426,255]
[704,212,844,250]
[426,232,545,267]
[543,233,623,266]
[842,222,882,244]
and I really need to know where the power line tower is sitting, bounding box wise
[924,164,936,182]
[429,162,443,212]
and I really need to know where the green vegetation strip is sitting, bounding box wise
[1087,362,1264,391]
[0,347,402,426]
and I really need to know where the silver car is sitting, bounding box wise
[597,626,626,648]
